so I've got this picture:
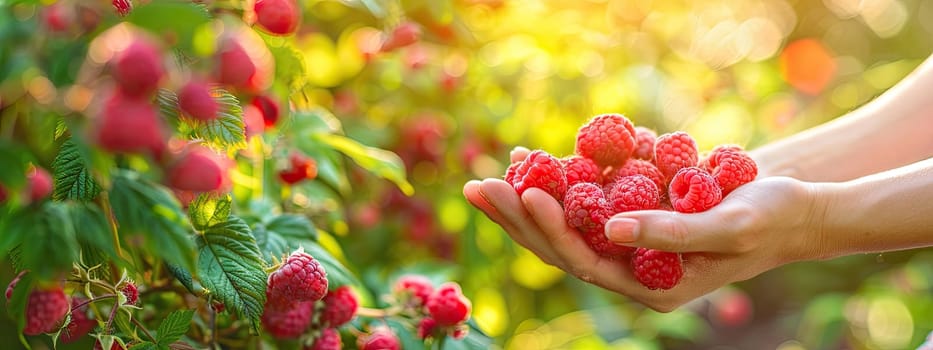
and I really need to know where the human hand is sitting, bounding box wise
[463,147,827,311]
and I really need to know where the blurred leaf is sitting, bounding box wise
[643,309,709,340]
[254,213,317,262]
[385,318,425,350]
[197,216,267,334]
[68,203,120,264]
[1,203,79,279]
[188,193,233,231]
[303,240,360,289]
[156,309,195,346]
[267,43,308,91]
[125,2,211,53]
[52,138,101,202]
[110,171,196,272]
[5,270,34,349]
[444,319,495,350]
[0,140,30,189]
[344,0,387,18]
[314,133,413,195]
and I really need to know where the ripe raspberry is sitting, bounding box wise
[699,145,758,196]
[24,286,70,335]
[393,275,434,306]
[563,183,611,233]
[425,282,471,326]
[582,228,635,258]
[62,297,96,343]
[358,326,400,350]
[381,21,422,52]
[261,300,313,339]
[668,167,722,213]
[5,270,27,300]
[574,114,637,167]
[95,91,166,156]
[606,175,660,213]
[112,39,163,97]
[216,39,256,88]
[26,166,52,202]
[632,126,657,160]
[279,152,318,185]
[307,328,342,350]
[167,149,224,192]
[561,155,602,186]
[112,0,132,17]
[178,80,218,122]
[417,317,437,339]
[251,94,281,128]
[654,131,698,183]
[254,0,301,36]
[605,159,665,196]
[266,250,329,308]
[321,285,358,327]
[631,248,683,290]
[121,282,138,305]
[505,150,567,201]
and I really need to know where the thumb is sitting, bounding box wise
[604,208,745,253]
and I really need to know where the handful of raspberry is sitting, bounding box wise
[504,114,758,290]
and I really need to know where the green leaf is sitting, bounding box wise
[385,318,424,350]
[0,140,30,189]
[314,133,414,195]
[3,203,80,279]
[303,241,360,289]
[52,138,101,202]
[254,214,317,262]
[68,203,120,263]
[266,44,308,91]
[188,193,232,231]
[6,270,34,349]
[197,216,267,334]
[156,309,195,345]
[445,319,495,350]
[110,171,196,272]
[159,88,246,151]
[128,341,158,350]
[125,2,211,53]
[165,263,205,296]
[348,0,387,18]
[266,214,317,242]
[251,224,289,263]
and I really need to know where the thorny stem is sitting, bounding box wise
[71,294,117,311]
[209,305,218,347]
[131,316,158,343]
[103,299,121,335]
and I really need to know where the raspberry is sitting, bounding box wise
[505,150,567,201]
[261,300,313,339]
[95,91,166,156]
[251,95,281,128]
[631,248,683,290]
[605,159,665,196]
[167,149,225,192]
[699,145,758,196]
[41,3,72,33]
[112,39,163,97]
[561,155,602,186]
[668,167,722,213]
[452,327,468,340]
[357,326,400,350]
[243,104,266,137]
[0,184,7,203]
[632,126,657,160]
[254,0,301,36]
[574,114,637,167]
[654,131,699,183]
[606,175,660,213]
[563,183,611,233]
[216,38,256,88]
[393,275,434,306]
[321,285,358,327]
[381,21,422,52]
[266,250,329,308]
[582,227,635,258]
[279,152,318,185]
[178,80,218,122]
[121,282,138,305]
[62,297,96,343]
[24,286,70,335]
[26,166,52,202]
[5,270,27,300]
[307,328,342,350]
[417,317,437,339]
[112,0,132,17]
[425,282,471,326]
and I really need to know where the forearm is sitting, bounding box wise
[817,157,933,259]
[751,56,933,181]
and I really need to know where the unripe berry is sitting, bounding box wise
[178,80,218,122]
[254,0,301,36]
[121,282,138,305]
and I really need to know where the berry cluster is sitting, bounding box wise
[504,113,758,290]
[391,275,472,341]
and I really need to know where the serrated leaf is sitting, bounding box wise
[267,44,308,90]
[52,138,101,201]
[110,171,196,272]
[303,241,360,289]
[158,89,246,151]
[254,214,317,262]
[156,309,195,345]
[129,341,158,350]
[188,193,232,231]
[252,224,289,263]
[165,263,205,296]
[314,133,414,195]
[266,214,317,242]
[125,2,211,53]
[197,216,267,334]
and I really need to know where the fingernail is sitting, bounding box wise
[605,218,639,243]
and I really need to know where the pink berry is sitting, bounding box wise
[254,0,301,36]
[178,80,218,122]
[112,39,164,97]
[425,282,471,327]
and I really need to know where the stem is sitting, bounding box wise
[131,316,158,343]
[71,294,117,311]
[355,306,403,318]
[436,335,448,350]
[100,191,125,260]
[209,305,218,347]
[103,300,120,334]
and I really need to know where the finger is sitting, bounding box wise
[463,180,509,227]
[509,146,531,164]
[478,179,562,265]
[604,205,749,253]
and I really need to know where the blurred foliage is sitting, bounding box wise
[1,0,932,349]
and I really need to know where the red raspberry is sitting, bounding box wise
[632,126,657,160]
[654,132,698,183]
[267,250,329,308]
[307,328,342,350]
[216,39,256,88]
[561,155,602,186]
[582,228,634,258]
[605,159,665,196]
[668,167,722,213]
[393,275,434,306]
[254,0,301,36]
[41,3,73,32]
[24,286,70,335]
[112,0,132,17]
[631,248,683,290]
[381,21,422,52]
[563,183,611,233]
[425,282,471,326]
[261,300,313,339]
[112,39,163,97]
[321,285,358,327]
[251,94,281,128]
[417,317,437,339]
[95,91,166,156]
[0,184,7,203]
[178,80,218,122]
[5,270,27,300]
[574,114,636,167]
[26,166,52,202]
[121,282,138,305]
[279,152,318,185]
[505,150,567,201]
[167,149,225,192]
[699,145,758,196]
[62,297,96,343]
[606,175,660,213]
[357,326,400,350]
[452,327,468,339]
